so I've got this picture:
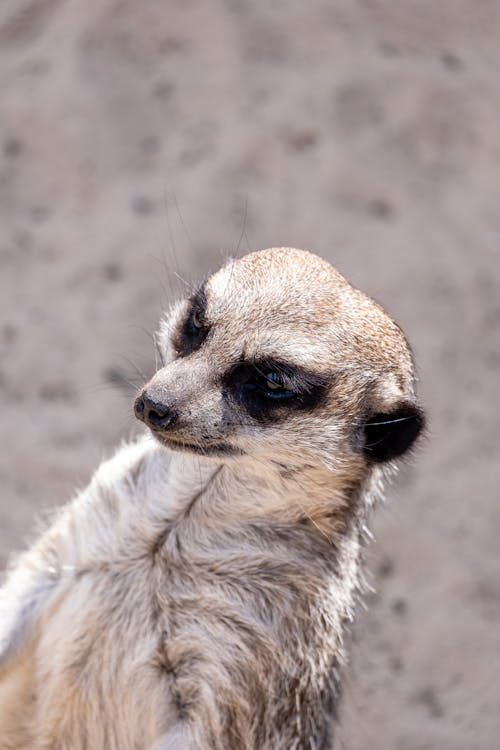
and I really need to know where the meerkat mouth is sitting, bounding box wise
[150,430,243,457]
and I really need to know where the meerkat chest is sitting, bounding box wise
[29,561,175,749]
[17,509,346,750]
[148,528,343,749]
[28,441,349,750]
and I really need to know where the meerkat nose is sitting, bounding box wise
[134,392,177,430]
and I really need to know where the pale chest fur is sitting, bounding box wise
[2,439,361,750]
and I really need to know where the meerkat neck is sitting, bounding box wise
[165,448,366,539]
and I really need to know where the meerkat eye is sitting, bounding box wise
[180,306,208,352]
[191,309,203,330]
[223,360,328,421]
[263,371,290,393]
[249,367,297,400]
[174,284,209,357]
[185,306,205,337]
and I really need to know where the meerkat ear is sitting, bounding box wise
[362,401,425,463]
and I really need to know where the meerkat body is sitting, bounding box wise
[0,248,424,750]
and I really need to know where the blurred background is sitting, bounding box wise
[1,1,499,748]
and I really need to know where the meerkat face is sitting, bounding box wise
[135,248,424,472]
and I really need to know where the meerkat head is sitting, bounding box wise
[134,248,424,478]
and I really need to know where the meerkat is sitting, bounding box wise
[0,247,424,750]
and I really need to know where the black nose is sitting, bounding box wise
[134,393,176,429]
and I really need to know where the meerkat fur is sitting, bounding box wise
[0,248,424,750]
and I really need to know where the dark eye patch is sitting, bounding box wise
[223,359,329,423]
[173,283,210,357]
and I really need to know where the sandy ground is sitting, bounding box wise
[1,1,499,747]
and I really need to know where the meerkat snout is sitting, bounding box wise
[134,392,177,430]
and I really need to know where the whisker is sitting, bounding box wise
[173,192,194,250]
[87,379,139,395]
[367,416,417,426]
[235,195,248,258]
[115,354,148,383]
[173,271,196,293]
[161,185,181,283]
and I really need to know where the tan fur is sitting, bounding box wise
[0,248,423,749]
